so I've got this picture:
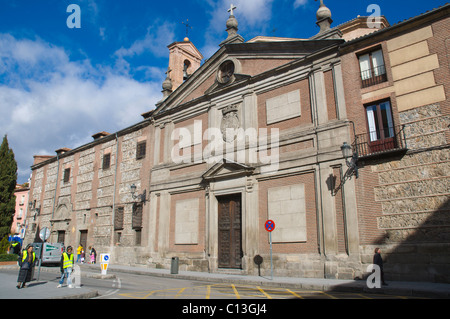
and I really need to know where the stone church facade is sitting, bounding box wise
[24,3,449,283]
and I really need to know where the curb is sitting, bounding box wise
[49,290,99,299]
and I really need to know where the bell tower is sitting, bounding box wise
[167,37,203,92]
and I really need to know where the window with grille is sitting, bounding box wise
[114,206,124,230]
[132,202,143,230]
[63,168,71,183]
[103,153,111,169]
[136,141,146,160]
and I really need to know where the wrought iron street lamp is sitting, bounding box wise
[341,142,358,179]
[130,184,146,203]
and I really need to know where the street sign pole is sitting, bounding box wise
[36,227,50,282]
[264,220,275,281]
[269,231,273,280]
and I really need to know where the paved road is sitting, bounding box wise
[0,267,425,300]
[115,281,421,300]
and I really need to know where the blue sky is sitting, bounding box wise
[0,0,447,183]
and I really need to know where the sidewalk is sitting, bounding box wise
[0,265,98,299]
[81,263,450,298]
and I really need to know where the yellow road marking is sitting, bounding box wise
[119,284,414,300]
[257,286,272,299]
[287,289,304,299]
[175,287,186,299]
[231,284,241,299]
[206,285,211,299]
[321,291,338,299]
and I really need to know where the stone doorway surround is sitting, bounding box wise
[202,159,258,274]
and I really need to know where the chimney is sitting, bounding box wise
[33,155,55,165]
[92,131,110,140]
[55,147,71,155]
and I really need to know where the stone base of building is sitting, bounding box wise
[100,244,450,284]
[361,244,450,284]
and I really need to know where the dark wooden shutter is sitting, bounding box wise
[136,141,146,160]
[114,206,124,230]
[63,168,70,183]
[132,203,143,229]
[103,153,111,169]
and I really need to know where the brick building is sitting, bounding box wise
[24,3,449,282]
[340,4,450,282]
[11,184,29,239]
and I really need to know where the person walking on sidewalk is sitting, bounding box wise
[57,246,74,288]
[89,246,97,264]
[16,244,36,289]
[76,244,83,263]
[373,247,388,286]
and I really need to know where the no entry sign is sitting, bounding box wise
[265,220,275,232]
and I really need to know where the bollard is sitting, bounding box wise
[170,257,179,274]
[100,253,110,275]
[101,262,108,275]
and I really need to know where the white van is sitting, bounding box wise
[32,243,64,265]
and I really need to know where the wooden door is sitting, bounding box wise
[79,230,88,249]
[218,194,242,269]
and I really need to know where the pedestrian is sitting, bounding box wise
[10,240,21,255]
[16,244,36,289]
[373,247,388,286]
[80,247,85,264]
[90,246,97,264]
[57,246,74,288]
[76,244,83,263]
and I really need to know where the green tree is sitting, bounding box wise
[0,135,18,239]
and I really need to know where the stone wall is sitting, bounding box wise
[365,103,450,282]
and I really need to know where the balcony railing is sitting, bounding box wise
[361,65,387,88]
[353,125,408,159]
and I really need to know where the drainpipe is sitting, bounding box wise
[51,154,60,222]
[111,133,119,247]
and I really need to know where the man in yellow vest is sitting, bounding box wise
[57,246,74,288]
[16,244,36,289]
[10,241,21,255]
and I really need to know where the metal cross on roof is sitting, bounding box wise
[228,4,237,16]
[182,19,192,38]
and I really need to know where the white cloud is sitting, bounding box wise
[205,0,275,34]
[293,0,309,9]
[115,21,176,59]
[0,34,162,183]
[198,0,275,55]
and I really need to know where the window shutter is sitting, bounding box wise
[114,206,124,230]
[103,153,111,169]
[63,168,71,183]
[132,203,143,229]
[136,141,146,160]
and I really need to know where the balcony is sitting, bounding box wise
[353,125,408,159]
[361,65,387,88]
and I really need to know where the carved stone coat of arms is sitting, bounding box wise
[220,105,240,142]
